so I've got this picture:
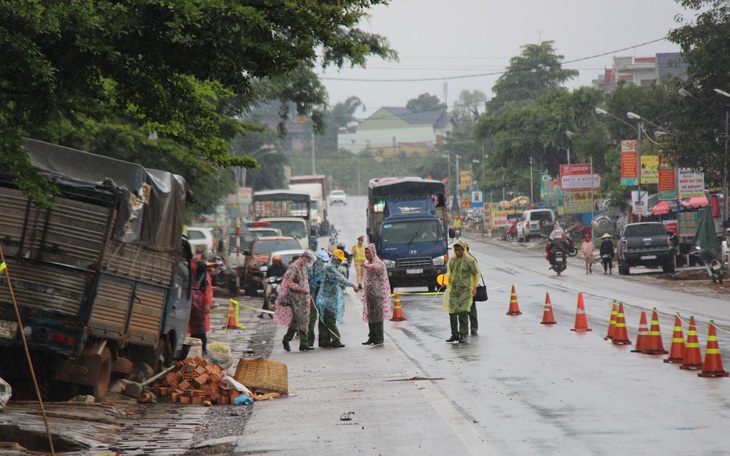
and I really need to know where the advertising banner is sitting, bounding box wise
[631,190,649,216]
[483,203,512,229]
[563,190,601,214]
[560,164,600,190]
[470,190,484,208]
[658,167,676,201]
[640,155,658,184]
[540,171,557,201]
[677,169,705,198]
[621,151,639,186]
[459,171,472,190]
[679,211,699,240]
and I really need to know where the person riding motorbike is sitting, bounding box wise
[546,225,571,270]
[260,255,288,318]
[336,242,351,278]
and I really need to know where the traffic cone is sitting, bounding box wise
[540,292,556,324]
[663,314,685,364]
[611,303,631,345]
[224,300,241,329]
[605,301,618,341]
[570,292,592,332]
[631,311,649,353]
[506,285,522,316]
[698,321,729,378]
[680,316,703,370]
[390,291,407,321]
[643,308,667,355]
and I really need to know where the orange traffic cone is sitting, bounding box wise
[631,311,649,353]
[390,291,407,321]
[224,300,240,329]
[680,316,703,370]
[698,321,729,378]
[605,301,618,341]
[643,308,667,355]
[506,285,522,316]
[570,292,592,332]
[540,292,556,325]
[612,303,631,345]
[663,314,685,364]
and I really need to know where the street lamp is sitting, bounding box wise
[564,130,574,164]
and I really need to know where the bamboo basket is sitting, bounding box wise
[233,357,288,395]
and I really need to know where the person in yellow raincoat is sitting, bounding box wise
[442,239,480,343]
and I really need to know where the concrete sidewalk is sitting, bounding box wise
[230,290,492,456]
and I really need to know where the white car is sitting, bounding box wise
[329,190,347,205]
[185,227,216,257]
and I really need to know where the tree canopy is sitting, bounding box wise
[0,0,396,210]
[406,93,447,113]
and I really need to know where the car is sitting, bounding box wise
[617,222,676,275]
[329,189,347,205]
[241,236,302,296]
[516,209,555,242]
[226,227,282,269]
[185,227,217,257]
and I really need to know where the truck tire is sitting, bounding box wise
[92,347,112,401]
[662,260,675,273]
[427,281,436,292]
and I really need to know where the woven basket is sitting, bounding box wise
[233,357,288,395]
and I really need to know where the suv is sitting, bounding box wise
[241,236,302,296]
[516,209,555,242]
[186,227,217,257]
[617,222,676,275]
[329,190,347,205]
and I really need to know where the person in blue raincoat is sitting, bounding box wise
[316,249,359,348]
[308,249,330,346]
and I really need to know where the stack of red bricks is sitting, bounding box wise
[153,356,244,406]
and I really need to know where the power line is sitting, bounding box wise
[319,37,674,83]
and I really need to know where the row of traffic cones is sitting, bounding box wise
[508,285,728,378]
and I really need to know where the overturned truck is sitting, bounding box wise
[0,140,193,400]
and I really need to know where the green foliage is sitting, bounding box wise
[488,41,579,113]
[406,93,447,113]
[0,0,395,214]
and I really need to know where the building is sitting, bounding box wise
[592,52,687,94]
[338,107,457,155]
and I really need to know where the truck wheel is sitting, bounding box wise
[427,281,436,292]
[662,261,675,273]
[92,347,112,401]
[517,235,524,243]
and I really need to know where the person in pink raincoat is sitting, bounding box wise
[360,243,392,346]
[274,250,315,352]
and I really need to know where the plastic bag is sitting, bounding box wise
[207,341,234,370]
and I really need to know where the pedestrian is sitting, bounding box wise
[308,250,331,347]
[316,249,359,348]
[453,216,462,237]
[464,242,480,335]
[581,233,596,274]
[274,251,315,352]
[188,259,213,354]
[600,233,615,274]
[361,243,392,346]
[351,235,366,288]
[442,239,480,343]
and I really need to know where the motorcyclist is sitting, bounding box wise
[336,242,351,278]
[546,225,570,270]
[260,255,288,319]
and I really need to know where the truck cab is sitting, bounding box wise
[367,178,451,291]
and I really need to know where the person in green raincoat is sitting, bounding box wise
[442,239,480,343]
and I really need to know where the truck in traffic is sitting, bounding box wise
[252,190,312,250]
[0,139,193,400]
[289,175,330,235]
[366,177,453,291]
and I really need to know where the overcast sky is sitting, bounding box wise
[318,0,694,118]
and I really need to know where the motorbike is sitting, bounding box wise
[263,276,283,314]
[548,238,569,276]
[693,246,724,284]
[502,220,517,241]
